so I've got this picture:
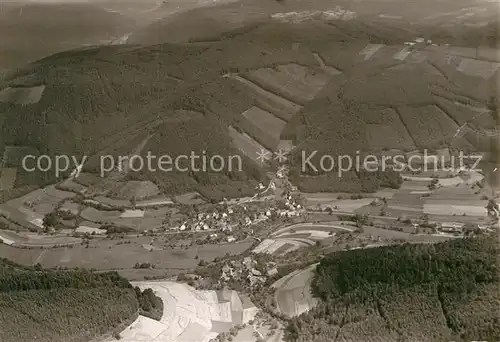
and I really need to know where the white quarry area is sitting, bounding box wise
[106,281,259,342]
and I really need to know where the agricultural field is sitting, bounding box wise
[271,263,319,318]
[174,192,206,205]
[0,238,253,272]
[242,106,287,142]
[230,75,302,122]
[0,230,81,248]
[108,180,160,200]
[107,281,258,342]
[363,107,416,151]
[397,105,460,149]
[253,223,354,255]
[228,126,271,163]
[423,199,488,217]
[0,185,75,228]
[0,85,45,105]
[244,64,331,105]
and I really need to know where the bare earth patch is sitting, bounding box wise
[0,85,45,105]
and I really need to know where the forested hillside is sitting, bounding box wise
[0,258,160,342]
[286,237,500,342]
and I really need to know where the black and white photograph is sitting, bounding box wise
[0,0,499,341]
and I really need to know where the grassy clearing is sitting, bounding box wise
[242,106,286,141]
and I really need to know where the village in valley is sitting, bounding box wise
[0,0,499,339]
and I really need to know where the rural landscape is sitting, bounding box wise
[0,0,499,341]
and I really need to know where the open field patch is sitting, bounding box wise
[0,85,45,105]
[109,180,160,200]
[397,105,459,148]
[245,64,331,104]
[93,196,131,208]
[0,168,17,191]
[135,196,174,208]
[456,57,500,79]
[0,229,81,247]
[272,223,354,237]
[313,198,376,213]
[0,239,253,270]
[423,200,488,216]
[230,75,302,121]
[364,107,416,150]
[0,185,75,229]
[120,209,145,218]
[252,238,308,256]
[75,221,107,235]
[242,106,286,141]
[228,126,270,162]
[173,192,205,205]
[272,263,318,318]
[57,178,87,193]
[79,207,122,223]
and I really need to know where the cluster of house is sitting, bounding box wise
[221,256,279,288]
[169,191,305,242]
[413,221,494,235]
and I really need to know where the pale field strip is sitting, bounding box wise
[423,199,488,216]
[75,225,106,235]
[135,197,174,208]
[271,223,355,237]
[252,238,275,253]
[252,239,307,255]
[358,43,385,61]
[393,46,412,61]
[410,190,432,195]
[387,205,423,212]
[230,75,302,113]
[228,126,270,162]
[456,58,500,79]
[0,233,15,245]
[241,106,286,140]
[0,85,45,105]
[275,230,332,239]
[120,209,145,218]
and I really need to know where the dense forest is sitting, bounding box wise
[286,237,500,342]
[0,258,162,342]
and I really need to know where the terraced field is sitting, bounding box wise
[253,223,354,255]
